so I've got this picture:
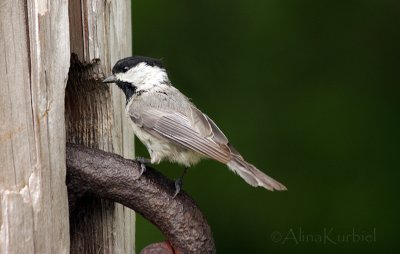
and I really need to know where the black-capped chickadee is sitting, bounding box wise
[103,56,287,196]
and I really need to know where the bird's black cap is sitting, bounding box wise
[112,56,164,74]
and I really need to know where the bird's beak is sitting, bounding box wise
[103,74,117,83]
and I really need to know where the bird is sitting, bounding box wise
[103,56,287,197]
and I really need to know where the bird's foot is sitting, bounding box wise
[173,178,183,198]
[136,157,151,177]
[172,167,189,198]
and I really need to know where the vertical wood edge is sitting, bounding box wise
[0,0,71,253]
[67,0,135,253]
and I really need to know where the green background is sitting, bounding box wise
[131,0,399,253]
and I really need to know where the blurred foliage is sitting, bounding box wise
[131,0,399,253]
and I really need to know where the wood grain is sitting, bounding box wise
[66,0,135,253]
[0,0,70,253]
[1,0,134,253]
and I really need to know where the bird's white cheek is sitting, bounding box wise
[118,64,168,89]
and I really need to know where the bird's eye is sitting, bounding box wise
[123,66,129,72]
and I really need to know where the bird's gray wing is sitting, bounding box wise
[130,105,287,191]
[129,106,234,163]
[189,106,242,157]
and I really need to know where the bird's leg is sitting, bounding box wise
[135,157,151,177]
[173,167,189,198]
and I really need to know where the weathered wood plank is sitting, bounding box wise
[1,0,134,252]
[0,0,70,253]
[1,190,35,254]
[66,0,135,253]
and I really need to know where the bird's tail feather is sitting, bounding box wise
[227,157,287,191]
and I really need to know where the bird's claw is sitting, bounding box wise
[139,163,147,176]
[136,157,151,177]
[173,178,183,198]
[172,167,189,198]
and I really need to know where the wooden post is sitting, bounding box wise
[0,0,70,253]
[66,0,135,253]
[0,0,135,253]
